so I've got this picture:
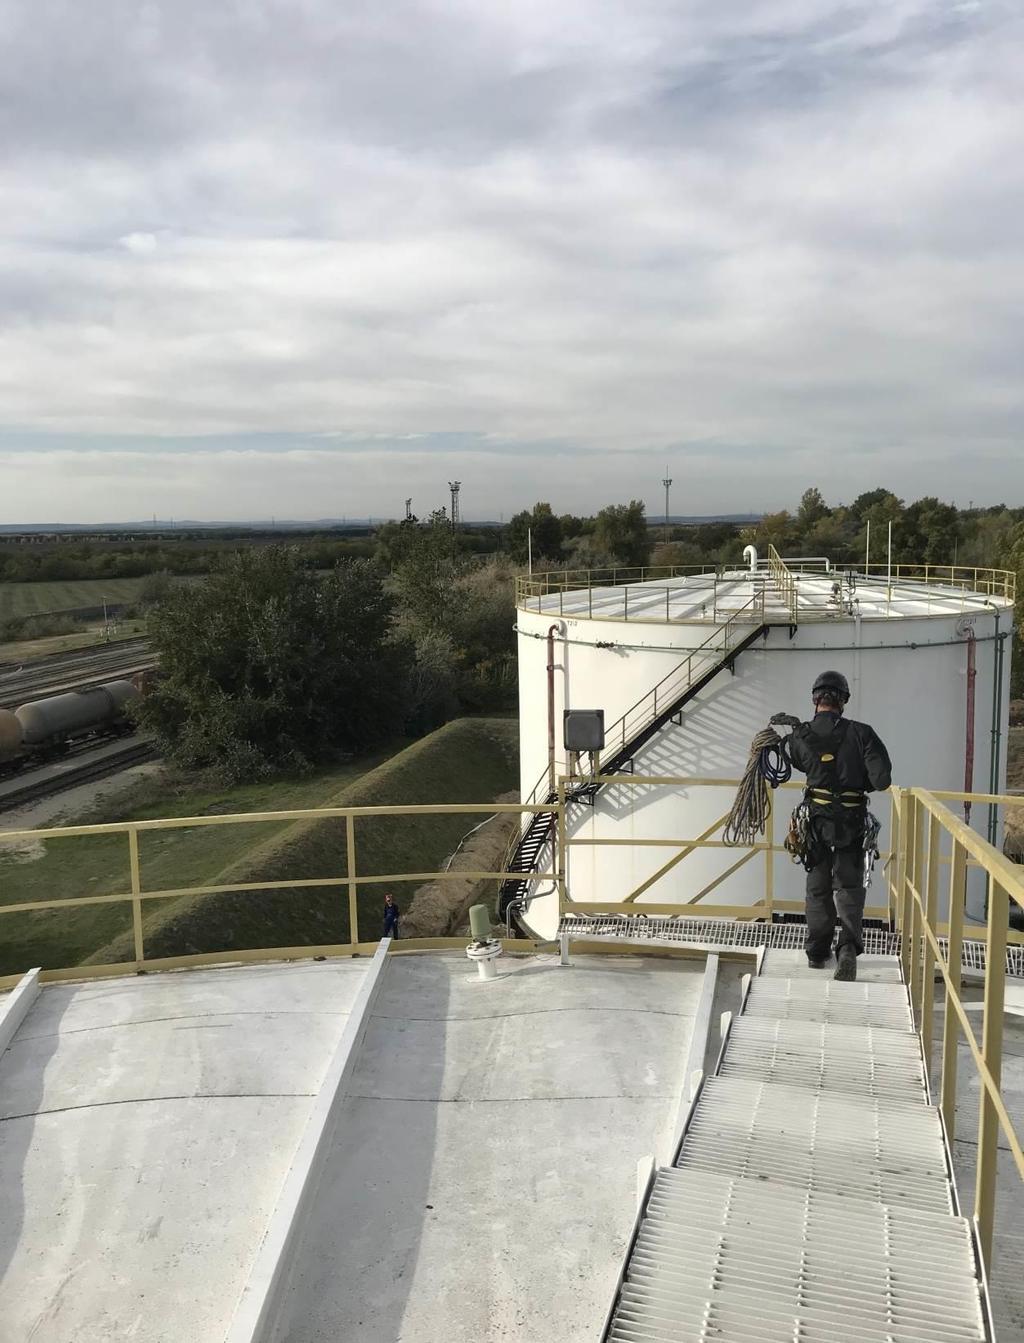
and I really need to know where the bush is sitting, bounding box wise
[139,549,407,780]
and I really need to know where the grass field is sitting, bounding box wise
[0,577,151,620]
[0,622,149,663]
[0,717,520,974]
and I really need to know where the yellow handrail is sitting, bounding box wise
[2,775,1021,1282]
[0,800,560,984]
[887,786,1023,1271]
[766,544,798,622]
[515,560,1016,616]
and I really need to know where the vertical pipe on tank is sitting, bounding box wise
[963,629,976,826]
[547,623,560,796]
[984,604,1002,847]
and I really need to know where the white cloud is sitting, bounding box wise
[119,231,159,255]
[0,0,1022,519]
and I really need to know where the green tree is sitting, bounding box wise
[849,487,895,519]
[593,500,651,567]
[755,510,797,555]
[390,511,468,632]
[895,497,960,565]
[140,549,404,779]
[797,487,830,531]
[506,502,563,563]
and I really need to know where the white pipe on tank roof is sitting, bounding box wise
[528,527,532,576]
[887,522,893,585]
[742,545,758,572]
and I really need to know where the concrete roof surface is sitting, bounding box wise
[270,952,707,1342]
[0,960,369,1343]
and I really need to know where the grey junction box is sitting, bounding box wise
[564,708,605,753]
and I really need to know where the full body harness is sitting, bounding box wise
[724,712,881,889]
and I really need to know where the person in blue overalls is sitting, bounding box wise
[383,892,401,940]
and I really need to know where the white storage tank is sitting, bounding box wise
[514,560,1015,939]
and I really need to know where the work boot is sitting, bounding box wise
[834,946,857,981]
[806,955,830,969]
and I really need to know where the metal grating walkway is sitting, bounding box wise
[602,948,989,1342]
[560,913,1024,978]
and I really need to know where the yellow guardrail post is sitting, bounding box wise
[910,795,926,1029]
[976,875,1008,1268]
[898,793,913,984]
[920,809,940,1071]
[764,800,774,920]
[346,813,359,945]
[887,790,901,927]
[128,825,144,970]
[940,838,967,1141]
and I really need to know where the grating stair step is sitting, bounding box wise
[607,1167,985,1342]
[719,1015,927,1104]
[674,1075,952,1215]
[602,947,988,1341]
[744,977,913,1031]
[759,948,904,983]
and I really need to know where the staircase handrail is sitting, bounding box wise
[766,543,798,622]
[598,595,766,764]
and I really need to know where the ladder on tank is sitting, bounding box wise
[600,949,991,1342]
[498,605,768,925]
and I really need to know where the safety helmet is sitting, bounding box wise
[812,670,850,704]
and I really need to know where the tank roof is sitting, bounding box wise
[0,951,711,1343]
[518,561,1015,625]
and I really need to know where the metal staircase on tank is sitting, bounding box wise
[601,948,991,1342]
[498,603,769,924]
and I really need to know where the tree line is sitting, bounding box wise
[139,487,1024,779]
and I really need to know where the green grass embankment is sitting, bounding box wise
[0,718,518,974]
[93,717,519,963]
[0,747,404,974]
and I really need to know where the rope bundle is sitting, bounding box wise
[722,714,800,848]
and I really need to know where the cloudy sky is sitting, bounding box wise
[1,0,1022,523]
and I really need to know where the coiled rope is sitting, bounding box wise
[722,713,801,847]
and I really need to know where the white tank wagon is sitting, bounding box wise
[510,559,1015,939]
[0,680,141,774]
[0,709,22,764]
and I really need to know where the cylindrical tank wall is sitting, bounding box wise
[516,603,1014,939]
[15,680,140,745]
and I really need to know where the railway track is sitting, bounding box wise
[0,739,158,813]
[0,640,156,709]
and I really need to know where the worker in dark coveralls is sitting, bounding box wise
[787,670,892,982]
[383,892,400,940]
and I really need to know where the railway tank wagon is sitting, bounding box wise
[0,680,141,774]
[0,710,21,765]
[16,680,138,746]
[512,556,1015,940]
